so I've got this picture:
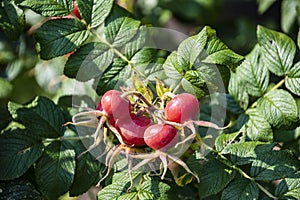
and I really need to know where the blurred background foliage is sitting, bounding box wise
[0,0,299,105]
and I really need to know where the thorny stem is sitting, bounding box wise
[250,78,285,108]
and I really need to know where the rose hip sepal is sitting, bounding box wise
[165,93,200,123]
[144,124,178,151]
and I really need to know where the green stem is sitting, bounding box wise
[89,29,161,93]
[172,81,182,94]
[43,135,93,143]
[89,29,151,81]
[236,165,278,199]
[250,78,285,108]
[270,78,285,91]
[256,182,278,200]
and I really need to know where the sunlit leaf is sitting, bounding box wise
[77,0,113,28]
[257,89,298,128]
[19,0,73,16]
[275,171,300,199]
[237,45,269,96]
[257,25,296,76]
[244,108,273,142]
[286,62,300,96]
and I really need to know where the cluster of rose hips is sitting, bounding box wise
[99,90,200,151]
[69,89,225,187]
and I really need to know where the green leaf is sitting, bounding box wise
[228,71,249,110]
[77,0,113,28]
[163,51,183,80]
[0,106,11,131]
[137,180,171,200]
[202,36,244,71]
[215,132,241,152]
[177,27,208,70]
[197,158,237,199]
[274,127,300,143]
[95,58,131,95]
[221,178,259,200]
[223,94,243,114]
[155,78,170,98]
[8,96,66,138]
[0,129,43,180]
[181,63,223,99]
[275,171,300,199]
[251,150,300,181]
[19,0,73,16]
[124,26,148,59]
[98,181,136,200]
[256,0,276,14]
[244,108,273,142]
[181,69,209,98]
[111,171,141,184]
[132,74,153,103]
[281,0,300,33]
[34,18,89,60]
[69,142,102,196]
[130,48,156,70]
[145,57,167,81]
[257,89,299,128]
[98,174,171,200]
[35,141,76,200]
[237,45,269,96]
[298,29,300,49]
[0,178,43,200]
[175,26,244,72]
[257,25,296,76]
[105,5,141,47]
[64,42,114,81]
[235,113,249,131]
[286,62,300,96]
[0,77,13,98]
[0,1,25,40]
[221,141,269,165]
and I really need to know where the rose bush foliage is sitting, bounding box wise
[0,0,299,200]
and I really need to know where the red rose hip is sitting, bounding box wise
[165,93,199,123]
[101,90,131,120]
[115,114,152,146]
[144,124,178,151]
[71,1,81,19]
